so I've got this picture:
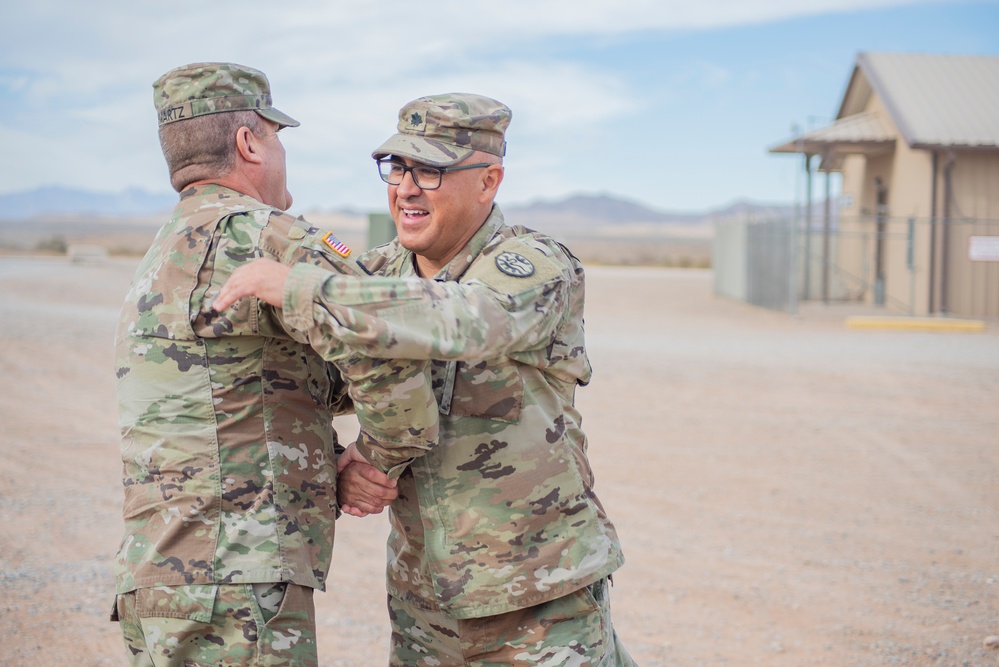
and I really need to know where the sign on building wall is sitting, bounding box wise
[968,236,999,262]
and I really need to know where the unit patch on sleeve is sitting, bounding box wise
[495,251,534,278]
[464,237,565,295]
[321,232,352,257]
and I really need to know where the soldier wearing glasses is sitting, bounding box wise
[215,93,634,665]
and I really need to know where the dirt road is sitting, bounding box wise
[1,256,996,666]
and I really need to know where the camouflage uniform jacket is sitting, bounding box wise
[113,185,438,594]
[279,205,625,619]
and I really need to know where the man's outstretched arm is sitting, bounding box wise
[214,256,569,363]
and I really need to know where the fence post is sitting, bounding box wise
[803,155,813,300]
[822,160,831,304]
[788,216,799,316]
[907,217,915,315]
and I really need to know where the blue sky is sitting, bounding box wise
[1,0,998,215]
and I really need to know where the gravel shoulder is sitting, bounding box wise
[1,257,997,666]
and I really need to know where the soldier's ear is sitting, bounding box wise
[236,126,264,165]
[478,164,504,203]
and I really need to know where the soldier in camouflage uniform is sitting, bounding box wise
[111,63,440,667]
[214,94,635,666]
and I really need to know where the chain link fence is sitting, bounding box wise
[714,215,999,319]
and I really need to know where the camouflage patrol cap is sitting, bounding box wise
[152,62,300,128]
[372,93,511,167]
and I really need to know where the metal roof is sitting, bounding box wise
[841,51,999,150]
[770,51,999,159]
[769,110,895,155]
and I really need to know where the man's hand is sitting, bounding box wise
[337,443,398,517]
[213,258,292,311]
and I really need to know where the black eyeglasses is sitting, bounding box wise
[376,159,492,190]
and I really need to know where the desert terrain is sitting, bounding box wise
[1,254,997,666]
[0,210,715,270]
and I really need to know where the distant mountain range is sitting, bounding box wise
[0,185,798,226]
[0,186,177,219]
[503,193,796,229]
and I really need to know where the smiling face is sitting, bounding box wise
[387,153,503,277]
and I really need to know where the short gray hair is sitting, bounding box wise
[158,110,260,192]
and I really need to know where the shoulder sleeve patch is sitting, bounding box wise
[259,211,359,274]
[463,236,566,294]
[495,251,535,277]
[320,231,352,257]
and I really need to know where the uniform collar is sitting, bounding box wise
[430,204,506,282]
[178,183,266,208]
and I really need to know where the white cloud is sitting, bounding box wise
[273,56,636,209]
[0,0,986,210]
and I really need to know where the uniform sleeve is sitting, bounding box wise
[254,213,359,343]
[280,251,571,363]
[260,213,439,477]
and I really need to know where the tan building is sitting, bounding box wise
[770,52,999,319]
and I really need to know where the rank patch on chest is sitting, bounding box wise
[495,251,535,277]
[321,232,352,257]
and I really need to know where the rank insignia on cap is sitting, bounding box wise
[321,232,352,257]
[407,111,426,130]
[495,251,534,277]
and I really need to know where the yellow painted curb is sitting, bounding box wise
[845,316,987,332]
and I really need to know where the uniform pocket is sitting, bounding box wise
[250,582,288,626]
[447,359,523,422]
[134,584,217,623]
[252,583,314,631]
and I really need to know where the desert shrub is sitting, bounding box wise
[34,236,68,255]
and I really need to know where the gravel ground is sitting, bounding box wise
[1,256,997,666]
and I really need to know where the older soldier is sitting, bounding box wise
[111,63,438,667]
[215,93,634,665]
